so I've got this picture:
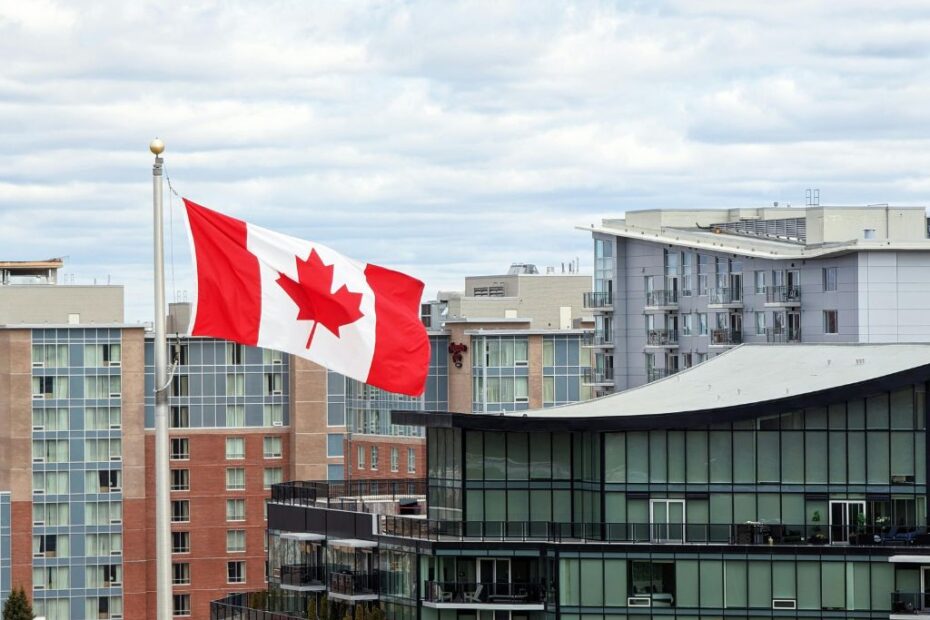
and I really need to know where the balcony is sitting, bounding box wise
[210,592,310,619]
[647,367,678,383]
[423,581,546,610]
[644,290,677,311]
[645,329,678,347]
[765,285,801,306]
[280,564,326,592]
[707,287,743,308]
[709,328,742,347]
[328,570,379,601]
[582,332,614,348]
[892,592,930,618]
[583,291,613,311]
[582,367,614,387]
[765,327,801,343]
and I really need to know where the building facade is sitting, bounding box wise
[584,205,930,393]
[224,343,930,619]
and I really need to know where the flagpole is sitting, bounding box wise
[150,138,172,620]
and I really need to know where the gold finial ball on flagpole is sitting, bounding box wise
[149,138,165,155]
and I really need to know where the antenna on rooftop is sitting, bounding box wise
[805,189,820,206]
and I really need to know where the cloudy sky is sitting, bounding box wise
[4,1,930,322]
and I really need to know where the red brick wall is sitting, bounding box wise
[343,435,425,481]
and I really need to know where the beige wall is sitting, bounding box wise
[808,207,928,244]
[450,275,591,329]
[0,285,123,324]
[0,329,31,497]
[288,357,331,481]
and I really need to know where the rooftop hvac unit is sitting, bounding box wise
[772,599,797,610]
[627,597,652,607]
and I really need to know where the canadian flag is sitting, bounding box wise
[183,199,430,396]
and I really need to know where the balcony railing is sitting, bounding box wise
[582,367,614,385]
[210,592,309,619]
[425,580,546,605]
[645,290,677,308]
[380,517,928,546]
[765,285,801,304]
[710,328,742,346]
[765,327,801,343]
[280,564,325,589]
[271,479,426,512]
[645,329,678,346]
[582,332,613,347]
[647,367,678,383]
[583,291,613,309]
[708,287,742,305]
[892,591,930,614]
[329,570,379,597]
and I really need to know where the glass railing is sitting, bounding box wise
[210,592,309,619]
[765,327,801,343]
[582,367,614,385]
[708,288,742,305]
[280,564,326,588]
[646,329,678,346]
[424,580,545,605]
[647,367,678,382]
[766,285,801,304]
[329,570,380,597]
[892,591,930,614]
[583,291,613,309]
[710,328,742,345]
[582,332,613,347]
[645,290,678,307]
[271,479,426,512]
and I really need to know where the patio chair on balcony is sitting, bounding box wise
[464,584,484,603]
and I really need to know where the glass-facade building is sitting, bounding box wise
[240,344,930,620]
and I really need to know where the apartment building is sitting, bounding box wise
[217,343,930,620]
[583,205,930,393]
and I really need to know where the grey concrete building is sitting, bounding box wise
[584,205,930,393]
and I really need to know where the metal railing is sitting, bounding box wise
[424,580,545,605]
[647,367,678,383]
[892,591,930,614]
[765,327,801,343]
[271,479,426,512]
[583,291,613,309]
[329,570,380,597]
[582,367,614,385]
[766,285,801,304]
[582,332,613,347]
[708,287,742,305]
[645,290,677,307]
[210,592,309,619]
[380,518,927,546]
[280,564,325,588]
[710,328,742,345]
[645,329,678,346]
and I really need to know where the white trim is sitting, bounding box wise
[327,538,377,549]
[279,532,325,542]
[649,498,686,543]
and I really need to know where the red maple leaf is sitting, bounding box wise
[276,249,364,348]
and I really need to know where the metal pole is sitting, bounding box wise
[150,138,172,620]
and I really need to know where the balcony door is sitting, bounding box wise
[478,558,510,600]
[650,499,685,543]
[829,500,865,544]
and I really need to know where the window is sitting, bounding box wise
[86,564,121,588]
[682,314,692,336]
[173,593,191,617]
[85,438,121,461]
[357,445,365,469]
[85,596,123,620]
[32,376,68,399]
[171,531,190,554]
[170,438,190,460]
[32,439,69,463]
[371,446,379,470]
[407,448,416,473]
[264,372,283,395]
[629,560,675,601]
[225,437,245,459]
[86,533,122,556]
[33,598,68,620]
[85,407,120,430]
[33,502,69,526]
[171,469,190,492]
[698,313,708,336]
[263,436,282,459]
[32,344,68,368]
[227,560,246,584]
[824,310,838,334]
[696,352,707,364]
[864,228,876,240]
[327,433,344,457]
[823,267,838,292]
[172,563,190,585]
[88,469,121,493]
[33,471,69,494]
[170,406,189,429]
[225,405,245,427]
[390,447,399,472]
[474,337,529,367]
[33,534,69,558]
[226,499,245,521]
[173,343,189,365]
[226,529,245,553]
[85,501,121,525]
[226,373,244,396]
[85,343,121,367]
[682,352,693,368]
[33,566,69,590]
[32,407,67,430]
[84,376,121,399]
[263,467,283,489]
[263,404,284,426]
[755,312,766,335]
[171,500,190,523]
[226,342,244,365]
[226,468,245,491]
[262,348,283,364]
[754,270,766,294]
[172,375,189,397]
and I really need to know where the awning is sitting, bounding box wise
[328,538,378,548]
[280,532,325,542]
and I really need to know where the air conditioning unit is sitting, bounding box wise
[772,599,797,610]
[108,393,121,399]
[111,581,122,587]
[33,520,45,526]
[33,457,46,463]
[109,455,121,461]
[33,552,44,559]
[108,361,121,368]
[628,597,652,607]
[34,489,45,495]
[272,358,282,365]
[272,421,283,427]
[515,360,528,366]
[33,425,44,431]
[271,389,282,395]
[33,584,45,590]
[515,397,529,403]
[110,549,121,556]
[110,518,122,524]
[32,394,45,400]
[32,361,45,368]
[111,487,122,493]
